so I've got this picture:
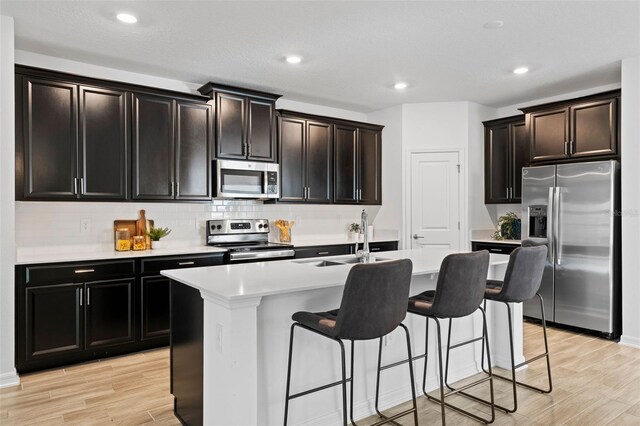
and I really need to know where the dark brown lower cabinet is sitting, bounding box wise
[85,279,134,349]
[141,276,171,341]
[471,241,521,255]
[294,241,399,259]
[25,283,83,360]
[15,252,225,373]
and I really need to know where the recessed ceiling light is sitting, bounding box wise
[285,55,302,64]
[116,13,137,24]
[483,20,504,29]
[394,82,408,90]
[513,67,529,75]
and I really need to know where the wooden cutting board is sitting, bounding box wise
[113,219,154,237]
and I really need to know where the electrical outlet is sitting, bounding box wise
[216,323,224,353]
[80,218,91,234]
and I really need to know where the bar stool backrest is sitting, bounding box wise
[333,259,413,340]
[498,246,548,303]
[430,251,490,318]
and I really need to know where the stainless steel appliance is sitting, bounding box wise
[214,159,280,199]
[206,219,294,263]
[521,160,620,338]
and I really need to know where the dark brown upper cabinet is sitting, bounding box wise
[175,100,213,200]
[132,93,175,200]
[198,83,281,163]
[334,124,382,205]
[132,94,212,201]
[483,115,527,204]
[522,90,619,164]
[278,112,333,203]
[18,74,128,200]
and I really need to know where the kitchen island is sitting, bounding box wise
[162,248,520,426]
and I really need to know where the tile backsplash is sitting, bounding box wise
[16,201,383,249]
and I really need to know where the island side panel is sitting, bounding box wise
[170,280,204,426]
[202,295,263,426]
[485,261,525,368]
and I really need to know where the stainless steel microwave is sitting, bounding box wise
[214,160,280,199]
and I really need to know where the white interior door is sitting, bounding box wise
[410,151,461,249]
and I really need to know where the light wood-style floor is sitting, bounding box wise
[1,323,639,425]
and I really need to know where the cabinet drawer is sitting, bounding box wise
[25,260,135,286]
[471,242,520,255]
[294,244,351,259]
[354,241,398,253]
[141,253,225,275]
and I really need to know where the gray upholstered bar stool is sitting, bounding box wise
[283,259,418,426]
[445,245,551,413]
[405,251,494,425]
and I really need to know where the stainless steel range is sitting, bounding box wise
[206,219,295,263]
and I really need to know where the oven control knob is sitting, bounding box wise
[216,225,222,230]
[258,224,264,229]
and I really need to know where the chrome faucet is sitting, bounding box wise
[356,209,370,263]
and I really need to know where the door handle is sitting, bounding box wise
[412,234,424,240]
[175,181,180,197]
[554,187,561,265]
[86,288,90,306]
[79,288,83,307]
[547,187,555,264]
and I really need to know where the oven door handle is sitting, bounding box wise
[229,249,295,262]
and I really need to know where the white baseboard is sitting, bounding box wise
[0,370,20,388]
[619,335,640,349]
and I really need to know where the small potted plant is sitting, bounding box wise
[492,212,521,240]
[147,226,171,250]
[348,223,361,240]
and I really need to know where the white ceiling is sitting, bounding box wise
[1,1,639,112]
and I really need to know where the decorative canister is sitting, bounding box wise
[132,235,146,251]
[115,228,131,251]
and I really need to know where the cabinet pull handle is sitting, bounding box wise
[247,143,252,157]
[564,141,568,156]
[178,261,195,266]
[176,182,180,197]
[74,269,95,274]
[87,288,90,306]
[317,251,329,255]
[569,140,574,155]
[73,178,78,195]
[80,177,85,195]
[79,288,83,307]
[371,248,380,252]
[490,248,503,253]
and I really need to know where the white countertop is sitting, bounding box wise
[16,232,399,265]
[16,244,228,265]
[161,248,509,302]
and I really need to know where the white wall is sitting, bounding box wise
[0,15,18,387]
[367,105,403,238]
[620,56,640,348]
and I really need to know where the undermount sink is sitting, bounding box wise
[294,256,391,267]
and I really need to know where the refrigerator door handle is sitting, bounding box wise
[547,187,555,264]
[555,186,561,265]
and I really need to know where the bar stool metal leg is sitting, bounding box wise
[425,309,496,424]
[449,294,553,414]
[283,324,350,426]
[373,324,419,426]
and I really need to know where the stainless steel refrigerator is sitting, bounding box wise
[521,160,620,338]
